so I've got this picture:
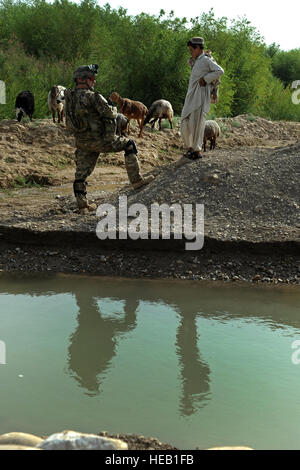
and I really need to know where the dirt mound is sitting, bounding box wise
[0,119,75,188]
[100,141,300,243]
[217,114,300,148]
[0,115,299,190]
[0,118,182,189]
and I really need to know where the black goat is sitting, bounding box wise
[15,90,35,122]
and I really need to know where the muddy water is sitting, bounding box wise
[0,274,299,449]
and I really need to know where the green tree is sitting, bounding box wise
[271,49,300,87]
[0,1,299,121]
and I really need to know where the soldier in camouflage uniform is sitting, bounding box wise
[65,64,153,213]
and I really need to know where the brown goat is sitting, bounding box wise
[109,92,148,138]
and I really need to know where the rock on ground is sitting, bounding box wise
[37,430,128,450]
[0,445,41,450]
[0,432,43,447]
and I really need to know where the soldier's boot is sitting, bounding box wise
[132,175,155,189]
[76,196,97,214]
[73,180,97,214]
[124,139,155,189]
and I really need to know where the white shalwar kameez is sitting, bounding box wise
[181,53,224,152]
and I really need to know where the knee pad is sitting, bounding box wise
[124,139,138,156]
[73,179,87,197]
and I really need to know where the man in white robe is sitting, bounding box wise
[180,37,224,160]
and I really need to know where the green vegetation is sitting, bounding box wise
[267,44,300,87]
[0,1,299,121]
[218,122,231,137]
[51,153,73,168]
[245,114,257,122]
[232,119,242,128]
[11,175,42,189]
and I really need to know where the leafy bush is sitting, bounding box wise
[0,1,299,121]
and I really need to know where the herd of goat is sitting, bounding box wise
[14,87,220,150]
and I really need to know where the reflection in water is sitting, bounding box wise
[1,274,299,423]
[68,293,138,396]
[67,289,211,415]
[176,311,210,416]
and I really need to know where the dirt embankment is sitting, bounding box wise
[0,115,299,283]
[0,114,299,190]
[0,117,180,189]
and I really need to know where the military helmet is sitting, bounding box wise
[73,64,99,81]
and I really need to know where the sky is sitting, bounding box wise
[95,0,300,51]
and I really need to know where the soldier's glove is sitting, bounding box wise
[125,139,138,155]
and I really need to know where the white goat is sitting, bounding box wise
[143,99,174,130]
[203,120,221,151]
[48,85,66,123]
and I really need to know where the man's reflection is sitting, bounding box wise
[176,310,210,416]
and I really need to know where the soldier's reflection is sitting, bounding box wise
[175,308,210,416]
[67,292,138,395]
[67,289,210,416]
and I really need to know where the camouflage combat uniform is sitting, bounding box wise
[65,86,144,210]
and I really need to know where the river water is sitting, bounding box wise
[0,273,299,449]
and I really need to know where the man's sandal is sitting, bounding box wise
[185,151,203,160]
[183,149,194,158]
